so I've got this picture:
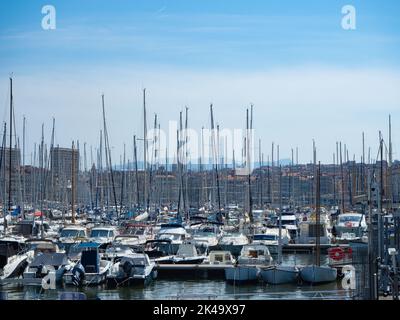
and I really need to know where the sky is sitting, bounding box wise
[0,0,399,166]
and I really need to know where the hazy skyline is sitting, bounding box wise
[0,0,399,165]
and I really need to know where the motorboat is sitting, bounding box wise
[144,239,175,260]
[297,211,332,244]
[0,236,31,281]
[21,239,71,284]
[189,224,220,254]
[203,251,236,265]
[58,225,88,252]
[64,242,112,286]
[156,243,206,264]
[224,244,273,283]
[107,252,156,287]
[88,226,117,248]
[334,212,367,243]
[251,228,291,254]
[155,223,190,254]
[217,233,249,256]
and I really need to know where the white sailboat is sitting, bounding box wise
[299,162,337,284]
[260,168,299,285]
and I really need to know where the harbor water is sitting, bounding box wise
[0,253,353,300]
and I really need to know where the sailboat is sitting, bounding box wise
[300,162,337,284]
[260,166,299,285]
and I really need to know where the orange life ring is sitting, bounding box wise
[329,247,344,261]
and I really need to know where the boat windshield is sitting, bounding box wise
[61,229,85,237]
[90,230,111,237]
[339,216,361,223]
[253,234,277,241]
[194,231,215,237]
[158,233,182,241]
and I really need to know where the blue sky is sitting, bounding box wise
[0,0,399,164]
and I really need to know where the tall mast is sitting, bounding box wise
[258,139,262,207]
[340,141,345,213]
[388,115,393,210]
[22,116,25,219]
[133,135,140,207]
[40,124,44,238]
[2,123,7,232]
[143,88,148,210]
[315,161,321,266]
[278,165,283,264]
[8,77,13,221]
[71,141,76,224]
[210,104,221,218]
[102,94,119,218]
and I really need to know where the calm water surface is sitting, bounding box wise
[0,254,352,300]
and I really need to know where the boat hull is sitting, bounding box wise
[300,265,337,284]
[260,265,299,284]
[225,266,259,283]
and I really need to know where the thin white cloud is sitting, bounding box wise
[1,65,399,165]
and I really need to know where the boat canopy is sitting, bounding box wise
[30,252,69,267]
[78,242,102,249]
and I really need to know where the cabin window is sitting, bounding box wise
[214,254,223,262]
[78,231,86,237]
[249,250,258,258]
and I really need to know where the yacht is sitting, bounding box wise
[297,211,332,244]
[88,226,117,248]
[217,233,249,256]
[190,224,220,254]
[251,228,291,254]
[156,243,206,264]
[203,250,236,265]
[58,225,88,252]
[334,212,367,243]
[107,252,156,287]
[23,239,72,284]
[0,236,31,280]
[64,242,112,286]
[155,223,190,254]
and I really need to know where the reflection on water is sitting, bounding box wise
[0,254,352,300]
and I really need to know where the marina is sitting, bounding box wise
[1,0,400,303]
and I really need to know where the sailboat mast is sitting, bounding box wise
[133,135,139,207]
[143,88,147,210]
[315,161,321,267]
[1,123,7,233]
[22,116,25,219]
[210,104,222,218]
[71,141,76,224]
[8,77,13,220]
[278,165,282,264]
